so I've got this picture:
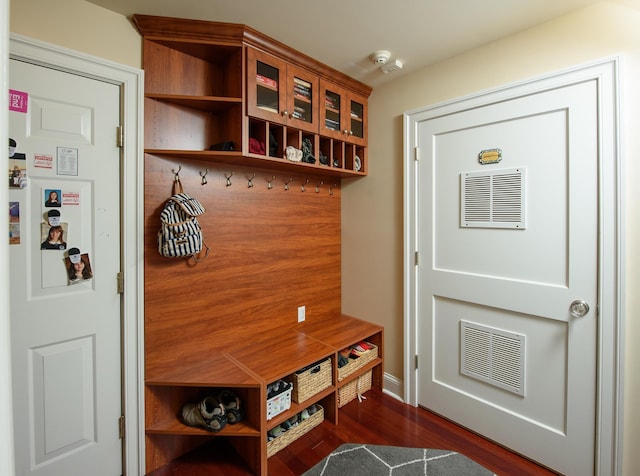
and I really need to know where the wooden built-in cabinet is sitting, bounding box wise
[134,14,380,476]
[134,14,370,178]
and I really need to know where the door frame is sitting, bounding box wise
[403,57,624,475]
[8,34,145,475]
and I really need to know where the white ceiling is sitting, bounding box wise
[87,0,602,88]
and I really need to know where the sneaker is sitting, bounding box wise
[217,389,244,424]
[268,425,284,439]
[199,396,228,432]
[181,402,207,428]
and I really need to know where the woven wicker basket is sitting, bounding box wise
[338,370,372,408]
[267,405,324,457]
[286,358,332,403]
[337,342,378,382]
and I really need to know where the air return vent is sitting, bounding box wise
[460,320,526,396]
[461,168,526,229]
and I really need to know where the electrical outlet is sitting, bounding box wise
[297,305,306,323]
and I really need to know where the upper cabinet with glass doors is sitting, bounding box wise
[320,80,368,146]
[247,47,319,134]
[135,14,370,178]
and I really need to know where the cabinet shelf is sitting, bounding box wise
[257,83,278,93]
[145,149,366,178]
[265,386,335,431]
[146,93,242,112]
[147,418,260,437]
[336,358,382,389]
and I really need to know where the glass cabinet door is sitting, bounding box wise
[285,64,319,133]
[349,99,365,142]
[324,89,341,136]
[256,61,280,114]
[247,48,286,123]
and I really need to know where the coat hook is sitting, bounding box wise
[225,171,233,187]
[199,168,209,185]
[284,178,293,191]
[247,173,256,188]
[267,175,276,190]
[301,178,310,192]
[172,166,182,182]
[315,180,324,193]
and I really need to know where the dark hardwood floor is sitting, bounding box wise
[148,389,559,475]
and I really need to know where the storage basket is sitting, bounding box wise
[338,370,372,408]
[267,405,324,457]
[337,342,378,382]
[266,380,292,420]
[286,358,332,403]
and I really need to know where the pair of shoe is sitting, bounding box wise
[181,389,244,432]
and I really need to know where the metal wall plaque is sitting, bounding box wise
[478,148,502,165]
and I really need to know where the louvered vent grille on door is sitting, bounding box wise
[460,320,526,396]
[461,168,526,229]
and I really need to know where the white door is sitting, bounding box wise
[9,59,123,475]
[414,78,599,475]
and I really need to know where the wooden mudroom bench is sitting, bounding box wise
[144,314,383,475]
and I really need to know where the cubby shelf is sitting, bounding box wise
[146,419,260,437]
[145,94,243,112]
[144,149,366,178]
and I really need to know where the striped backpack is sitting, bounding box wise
[157,180,210,261]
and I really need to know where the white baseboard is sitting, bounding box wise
[382,372,404,402]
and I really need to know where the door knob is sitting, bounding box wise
[570,300,590,318]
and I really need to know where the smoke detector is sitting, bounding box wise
[369,50,391,65]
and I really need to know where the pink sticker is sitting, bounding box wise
[9,89,28,113]
[62,192,80,206]
[34,154,54,169]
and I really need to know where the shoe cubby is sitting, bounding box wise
[145,385,261,436]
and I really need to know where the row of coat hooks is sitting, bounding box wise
[171,166,339,195]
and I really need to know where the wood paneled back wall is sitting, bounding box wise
[144,155,342,371]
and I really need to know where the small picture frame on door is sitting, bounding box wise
[65,248,93,284]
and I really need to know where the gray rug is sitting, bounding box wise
[302,444,496,476]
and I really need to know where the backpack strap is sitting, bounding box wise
[173,177,184,195]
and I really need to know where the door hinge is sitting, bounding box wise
[415,354,419,369]
[414,251,419,266]
[117,272,124,294]
[118,415,125,439]
[116,125,124,148]
[414,146,420,161]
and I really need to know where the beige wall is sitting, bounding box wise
[10,0,140,68]
[10,0,638,474]
[342,1,639,474]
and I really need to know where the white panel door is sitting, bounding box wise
[9,59,122,475]
[415,79,598,475]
